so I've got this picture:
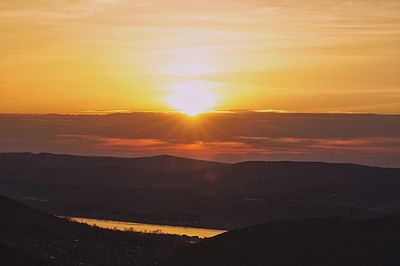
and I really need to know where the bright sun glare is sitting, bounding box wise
[167,81,216,116]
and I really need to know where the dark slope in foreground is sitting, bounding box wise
[165,217,400,266]
[1,153,400,228]
[0,241,54,266]
[0,195,193,266]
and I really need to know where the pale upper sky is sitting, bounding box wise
[1,0,400,114]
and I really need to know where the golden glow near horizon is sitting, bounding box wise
[0,1,400,114]
[167,81,216,116]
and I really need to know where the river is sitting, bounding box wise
[70,217,226,238]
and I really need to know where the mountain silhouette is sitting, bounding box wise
[165,217,400,266]
[1,152,400,228]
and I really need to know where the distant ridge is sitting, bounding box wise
[1,152,397,169]
[232,159,398,170]
[0,152,227,164]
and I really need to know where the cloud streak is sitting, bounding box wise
[0,0,123,19]
[0,112,399,167]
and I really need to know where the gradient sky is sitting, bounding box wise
[1,1,400,166]
[1,0,400,114]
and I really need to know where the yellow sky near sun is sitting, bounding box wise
[0,0,400,114]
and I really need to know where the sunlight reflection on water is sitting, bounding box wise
[70,217,226,238]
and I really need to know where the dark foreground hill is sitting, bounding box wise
[1,153,400,228]
[0,241,54,266]
[165,217,400,266]
[0,195,193,266]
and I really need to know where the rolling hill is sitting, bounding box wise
[164,217,400,266]
[1,152,400,229]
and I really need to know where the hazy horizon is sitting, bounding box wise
[1,111,399,167]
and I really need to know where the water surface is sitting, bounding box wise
[71,217,226,238]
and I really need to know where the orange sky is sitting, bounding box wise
[1,0,400,114]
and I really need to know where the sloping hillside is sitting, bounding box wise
[165,217,400,266]
[0,195,193,266]
[0,241,54,266]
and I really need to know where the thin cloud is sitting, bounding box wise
[0,0,123,19]
[0,112,399,167]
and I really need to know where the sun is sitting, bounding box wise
[167,81,216,116]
